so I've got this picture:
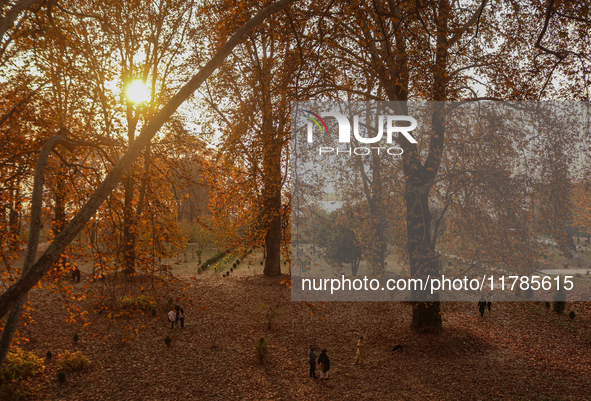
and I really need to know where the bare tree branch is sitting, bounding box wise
[0,0,43,41]
[535,0,569,60]
[448,0,487,48]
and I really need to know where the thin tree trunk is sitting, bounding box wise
[53,168,68,272]
[8,190,20,251]
[0,135,74,368]
[123,175,136,274]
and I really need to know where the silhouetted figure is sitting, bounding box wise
[318,349,330,379]
[487,293,493,312]
[478,296,487,318]
[176,305,185,328]
[72,267,80,283]
[308,346,317,379]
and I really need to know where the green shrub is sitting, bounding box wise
[569,311,576,320]
[117,295,155,310]
[254,338,268,363]
[164,336,172,347]
[151,308,157,317]
[235,259,240,264]
[1,348,45,384]
[73,333,79,344]
[46,351,52,360]
[57,371,66,384]
[56,351,91,372]
[232,263,236,268]
[202,251,228,270]
[230,268,234,272]
[260,261,263,265]
[545,301,550,308]
[258,302,281,331]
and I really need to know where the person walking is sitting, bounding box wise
[318,349,330,379]
[487,292,493,313]
[354,336,364,364]
[176,305,185,328]
[478,296,487,318]
[308,346,317,379]
[168,309,177,329]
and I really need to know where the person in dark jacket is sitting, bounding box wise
[308,346,317,379]
[478,296,487,318]
[176,305,185,328]
[318,349,330,379]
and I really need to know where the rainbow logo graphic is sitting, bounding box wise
[304,110,329,135]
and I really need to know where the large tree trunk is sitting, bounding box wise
[260,44,284,278]
[405,183,442,332]
[406,0,450,332]
[262,129,283,277]
[263,200,282,276]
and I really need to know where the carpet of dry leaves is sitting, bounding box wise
[10,262,591,401]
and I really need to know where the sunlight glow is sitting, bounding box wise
[126,80,150,104]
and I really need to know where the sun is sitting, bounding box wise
[126,80,150,104]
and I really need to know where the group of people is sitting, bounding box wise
[478,293,493,317]
[168,305,185,329]
[307,336,365,379]
[308,347,331,379]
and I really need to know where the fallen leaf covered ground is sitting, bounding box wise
[8,263,591,401]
